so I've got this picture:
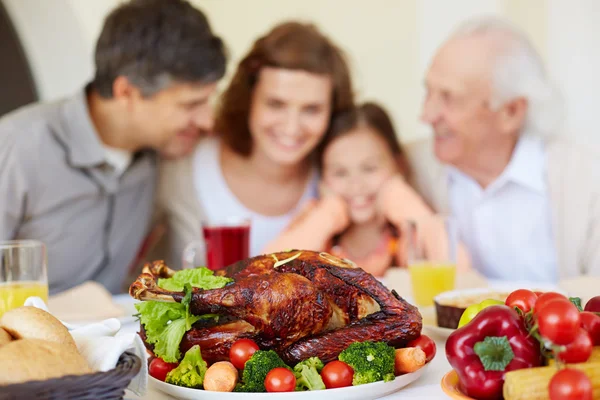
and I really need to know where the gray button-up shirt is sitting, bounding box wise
[0,87,157,294]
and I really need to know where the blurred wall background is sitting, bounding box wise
[2,0,599,146]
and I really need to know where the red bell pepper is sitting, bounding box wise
[446,305,542,400]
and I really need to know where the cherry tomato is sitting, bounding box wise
[229,338,260,370]
[506,289,538,314]
[549,368,593,400]
[580,311,600,345]
[534,291,545,297]
[149,357,178,382]
[406,335,436,362]
[321,360,354,389]
[537,299,581,345]
[584,296,600,312]
[557,328,593,364]
[534,292,568,314]
[264,367,296,392]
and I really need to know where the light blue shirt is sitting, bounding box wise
[447,136,558,283]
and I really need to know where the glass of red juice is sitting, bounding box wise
[203,219,250,270]
[182,217,250,270]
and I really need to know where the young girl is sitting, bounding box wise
[264,102,469,276]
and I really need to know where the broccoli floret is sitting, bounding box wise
[338,341,395,386]
[165,345,207,388]
[294,357,325,391]
[237,350,291,392]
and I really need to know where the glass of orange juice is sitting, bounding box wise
[404,216,458,307]
[0,240,48,317]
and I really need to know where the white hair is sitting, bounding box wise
[451,16,563,137]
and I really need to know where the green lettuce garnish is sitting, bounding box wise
[135,301,194,362]
[135,267,232,362]
[157,267,232,291]
[154,316,202,362]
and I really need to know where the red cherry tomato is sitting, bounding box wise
[229,338,260,370]
[264,367,296,392]
[537,299,581,345]
[321,360,354,389]
[505,289,538,314]
[584,296,600,312]
[406,335,436,362]
[534,292,568,314]
[580,311,600,345]
[149,357,178,382]
[549,368,593,400]
[557,328,593,364]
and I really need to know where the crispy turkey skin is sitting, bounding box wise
[130,250,422,364]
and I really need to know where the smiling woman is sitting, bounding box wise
[158,21,355,265]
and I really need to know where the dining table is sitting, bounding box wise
[117,268,485,400]
[112,268,596,400]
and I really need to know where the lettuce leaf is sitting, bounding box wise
[135,301,186,362]
[135,268,233,362]
[153,317,202,362]
[135,301,186,339]
[135,301,217,362]
[157,267,232,291]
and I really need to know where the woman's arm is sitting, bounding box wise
[263,195,350,254]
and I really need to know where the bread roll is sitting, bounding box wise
[0,306,76,349]
[0,328,11,347]
[0,339,92,385]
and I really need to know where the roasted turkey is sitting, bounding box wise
[130,250,422,364]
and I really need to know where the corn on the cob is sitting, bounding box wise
[503,362,600,400]
[592,347,600,363]
[547,346,600,366]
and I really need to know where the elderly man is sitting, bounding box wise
[408,16,600,282]
[0,0,226,294]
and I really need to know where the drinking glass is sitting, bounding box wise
[0,240,48,316]
[183,217,251,270]
[404,216,457,307]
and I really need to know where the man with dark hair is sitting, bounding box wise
[0,0,227,294]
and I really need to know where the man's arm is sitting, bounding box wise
[0,132,27,240]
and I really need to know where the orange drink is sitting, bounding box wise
[0,281,49,317]
[402,216,459,307]
[408,262,456,307]
[0,240,48,317]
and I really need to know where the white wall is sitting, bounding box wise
[3,0,599,146]
[547,0,600,147]
[3,0,93,100]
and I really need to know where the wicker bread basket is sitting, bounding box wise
[0,351,141,400]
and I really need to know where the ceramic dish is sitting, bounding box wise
[150,363,430,400]
[433,288,511,330]
[441,370,475,400]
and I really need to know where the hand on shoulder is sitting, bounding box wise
[317,182,350,235]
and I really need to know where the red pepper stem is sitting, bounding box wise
[473,336,515,371]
